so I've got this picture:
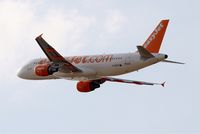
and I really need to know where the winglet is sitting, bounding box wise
[143,20,169,53]
[36,33,43,39]
[161,82,165,87]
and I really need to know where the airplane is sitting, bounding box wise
[17,19,184,92]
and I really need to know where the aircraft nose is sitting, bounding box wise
[17,68,24,78]
[17,66,28,79]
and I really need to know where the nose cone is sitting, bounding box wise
[17,65,31,79]
[17,67,25,79]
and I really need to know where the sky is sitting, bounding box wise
[0,0,200,133]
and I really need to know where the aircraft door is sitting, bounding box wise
[124,57,131,65]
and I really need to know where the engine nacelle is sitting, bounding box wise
[34,63,59,76]
[34,64,50,76]
[76,81,100,92]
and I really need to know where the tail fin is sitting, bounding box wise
[143,20,169,53]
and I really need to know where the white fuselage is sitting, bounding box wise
[17,52,166,81]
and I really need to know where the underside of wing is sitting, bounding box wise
[102,77,165,87]
[75,76,165,92]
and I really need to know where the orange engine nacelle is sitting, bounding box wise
[34,64,50,76]
[76,81,100,92]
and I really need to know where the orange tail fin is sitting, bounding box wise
[143,20,169,53]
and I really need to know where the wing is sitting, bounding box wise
[102,77,165,87]
[35,34,81,73]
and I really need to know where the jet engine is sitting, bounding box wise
[76,81,100,92]
[34,64,58,76]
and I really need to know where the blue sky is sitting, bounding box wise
[0,0,199,133]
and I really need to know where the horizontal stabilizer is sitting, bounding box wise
[137,46,154,58]
[162,60,185,64]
